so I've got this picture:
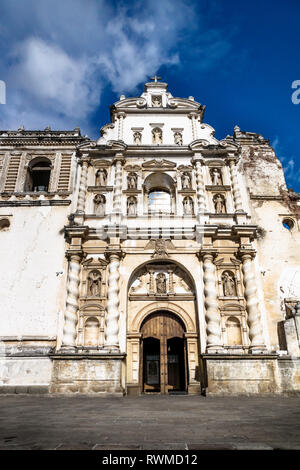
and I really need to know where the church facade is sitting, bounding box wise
[1,78,300,395]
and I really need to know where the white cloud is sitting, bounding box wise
[9,38,99,118]
[0,0,232,134]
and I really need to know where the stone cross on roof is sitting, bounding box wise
[150,75,162,82]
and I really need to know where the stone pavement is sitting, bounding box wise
[0,394,300,450]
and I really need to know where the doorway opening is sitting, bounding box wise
[141,311,187,394]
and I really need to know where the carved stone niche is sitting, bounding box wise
[210,167,223,186]
[213,193,226,214]
[215,257,243,299]
[128,263,194,297]
[219,301,249,352]
[95,168,107,187]
[77,304,105,349]
[80,257,108,300]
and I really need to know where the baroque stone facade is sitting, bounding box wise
[1,78,300,395]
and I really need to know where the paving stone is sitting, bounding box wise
[0,396,299,449]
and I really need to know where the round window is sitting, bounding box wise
[282,218,294,230]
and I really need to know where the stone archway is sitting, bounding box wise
[126,261,201,396]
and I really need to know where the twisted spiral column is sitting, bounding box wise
[228,159,243,212]
[241,253,266,352]
[105,252,121,350]
[61,253,81,349]
[194,159,206,217]
[76,159,89,214]
[202,253,223,352]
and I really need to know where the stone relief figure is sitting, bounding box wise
[152,95,162,107]
[87,270,102,297]
[211,168,222,186]
[213,194,226,213]
[156,272,167,294]
[183,196,193,215]
[95,168,107,187]
[127,172,137,189]
[94,194,106,216]
[222,271,237,297]
[152,127,162,144]
[182,172,191,189]
[174,132,183,146]
[133,132,142,145]
[127,196,137,216]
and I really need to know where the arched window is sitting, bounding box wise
[144,172,175,214]
[25,157,51,192]
[148,190,171,213]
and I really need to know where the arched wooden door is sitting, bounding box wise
[140,311,187,394]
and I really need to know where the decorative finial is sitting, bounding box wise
[150,75,162,83]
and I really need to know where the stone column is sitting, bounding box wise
[76,157,89,214]
[201,251,223,352]
[228,157,243,212]
[192,157,206,218]
[104,250,123,350]
[239,251,266,353]
[61,251,82,350]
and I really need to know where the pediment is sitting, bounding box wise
[124,164,141,172]
[142,159,176,169]
[82,257,108,268]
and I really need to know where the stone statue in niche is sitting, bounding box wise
[127,173,137,189]
[87,270,102,297]
[96,168,107,187]
[182,172,191,189]
[127,196,137,216]
[174,132,183,145]
[152,95,162,107]
[222,271,237,296]
[94,194,105,216]
[152,128,162,144]
[211,168,222,186]
[214,194,226,213]
[183,197,193,215]
[133,132,142,145]
[156,272,167,294]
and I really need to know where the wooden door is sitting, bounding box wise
[141,311,186,394]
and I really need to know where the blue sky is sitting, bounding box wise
[0,0,300,191]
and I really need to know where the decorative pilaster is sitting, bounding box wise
[227,157,243,212]
[189,112,198,140]
[168,268,174,294]
[117,112,126,141]
[239,250,266,353]
[192,157,206,217]
[76,157,89,214]
[104,249,123,350]
[61,251,82,350]
[112,154,125,217]
[200,251,223,352]
[148,268,155,294]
